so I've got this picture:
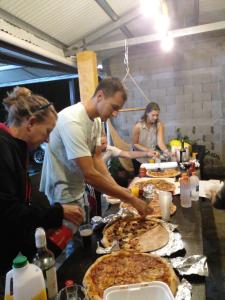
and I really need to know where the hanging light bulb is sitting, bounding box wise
[161,35,174,52]
[155,14,170,35]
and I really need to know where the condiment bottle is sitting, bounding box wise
[139,167,147,177]
[180,173,191,208]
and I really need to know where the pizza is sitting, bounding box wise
[120,195,177,218]
[132,178,175,192]
[147,168,180,178]
[102,217,169,252]
[83,251,179,300]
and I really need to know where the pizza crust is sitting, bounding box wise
[132,224,169,252]
[83,251,179,300]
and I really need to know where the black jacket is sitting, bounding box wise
[0,125,63,274]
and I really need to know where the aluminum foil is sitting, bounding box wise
[96,240,120,254]
[175,279,192,300]
[91,208,138,230]
[171,255,208,276]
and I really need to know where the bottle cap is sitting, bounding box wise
[65,280,74,287]
[13,255,28,268]
[35,227,47,248]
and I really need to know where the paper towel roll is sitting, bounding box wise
[141,162,178,170]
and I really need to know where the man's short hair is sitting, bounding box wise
[93,77,127,102]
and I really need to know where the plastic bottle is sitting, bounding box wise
[190,171,199,201]
[33,228,58,300]
[64,280,77,300]
[4,255,47,300]
[180,173,192,208]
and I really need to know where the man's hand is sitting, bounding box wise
[62,204,84,226]
[131,197,153,216]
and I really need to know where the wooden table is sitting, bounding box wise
[57,196,206,299]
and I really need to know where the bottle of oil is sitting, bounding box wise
[33,228,58,300]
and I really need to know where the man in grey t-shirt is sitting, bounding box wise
[40,77,152,218]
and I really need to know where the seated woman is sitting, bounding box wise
[0,87,84,276]
[132,102,170,175]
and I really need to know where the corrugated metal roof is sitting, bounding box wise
[0,0,111,45]
[107,0,138,16]
[1,0,225,87]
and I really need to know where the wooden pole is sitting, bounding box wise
[119,107,145,112]
[76,50,98,103]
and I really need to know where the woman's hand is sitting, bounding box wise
[62,204,84,226]
[146,149,160,158]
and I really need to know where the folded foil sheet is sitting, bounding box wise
[171,255,208,276]
[175,279,192,300]
[92,208,137,229]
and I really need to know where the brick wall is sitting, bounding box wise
[105,34,225,164]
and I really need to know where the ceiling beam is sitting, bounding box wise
[94,0,133,38]
[67,7,140,52]
[0,8,67,49]
[0,52,69,72]
[86,20,225,52]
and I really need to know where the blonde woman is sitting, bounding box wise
[0,87,84,276]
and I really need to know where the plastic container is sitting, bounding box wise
[4,255,47,300]
[180,174,191,208]
[103,281,175,300]
[190,171,199,201]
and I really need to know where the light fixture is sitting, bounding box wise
[140,0,160,18]
[161,35,174,52]
[155,14,170,35]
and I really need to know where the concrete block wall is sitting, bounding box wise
[105,35,225,164]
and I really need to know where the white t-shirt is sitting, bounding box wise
[40,102,101,204]
[102,145,122,162]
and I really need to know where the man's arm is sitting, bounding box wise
[75,155,151,215]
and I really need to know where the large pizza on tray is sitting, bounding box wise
[102,217,169,252]
[83,251,179,300]
[147,168,180,178]
[132,178,175,192]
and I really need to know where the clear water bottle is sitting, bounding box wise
[180,173,192,208]
[33,228,58,300]
[190,171,199,201]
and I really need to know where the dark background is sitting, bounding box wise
[0,78,80,122]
